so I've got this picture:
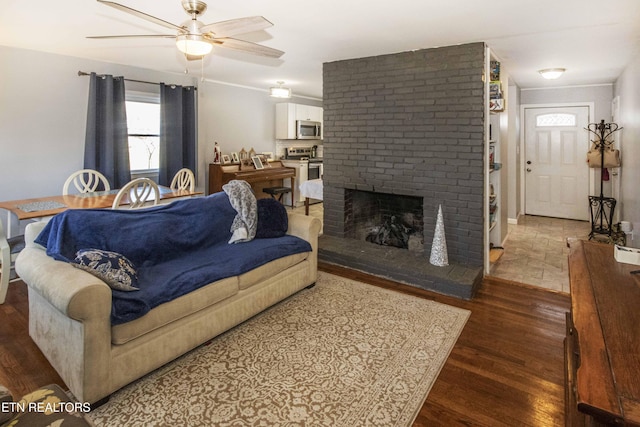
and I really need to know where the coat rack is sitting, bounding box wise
[586,120,622,240]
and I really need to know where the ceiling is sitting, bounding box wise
[1,0,639,99]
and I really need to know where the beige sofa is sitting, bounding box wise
[16,213,321,405]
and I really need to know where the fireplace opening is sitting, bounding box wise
[345,190,424,252]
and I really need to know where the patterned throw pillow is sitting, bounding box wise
[73,249,139,291]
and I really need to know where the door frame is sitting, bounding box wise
[519,102,595,220]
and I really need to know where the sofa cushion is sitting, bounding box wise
[238,252,308,290]
[109,235,312,325]
[112,276,238,345]
[255,198,288,238]
[73,249,139,291]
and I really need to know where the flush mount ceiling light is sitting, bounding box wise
[538,68,566,80]
[270,81,291,98]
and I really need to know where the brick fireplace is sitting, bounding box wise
[319,42,486,299]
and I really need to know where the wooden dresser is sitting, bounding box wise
[566,239,640,426]
[208,161,296,207]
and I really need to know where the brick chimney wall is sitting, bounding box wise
[321,42,486,267]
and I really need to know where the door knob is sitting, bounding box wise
[527,168,532,172]
[527,160,532,164]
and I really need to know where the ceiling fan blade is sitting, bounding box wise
[97,0,183,31]
[87,34,175,39]
[208,37,284,58]
[200,16,273,38]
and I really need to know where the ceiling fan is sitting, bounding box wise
[88,0,284,60]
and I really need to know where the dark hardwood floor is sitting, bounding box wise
[0,263,569,426]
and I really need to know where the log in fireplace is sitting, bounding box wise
[346,189,424,251]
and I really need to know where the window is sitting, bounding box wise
[536,113,576,127]
[126,93,160,171]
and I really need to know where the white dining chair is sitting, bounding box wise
[112,178,160,209]
[170,168,195,192]
[0,220,25,304]
[63,169,111,195]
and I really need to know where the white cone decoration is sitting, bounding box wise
[429,204,449,267]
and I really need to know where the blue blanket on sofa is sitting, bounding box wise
[35,193,312,324]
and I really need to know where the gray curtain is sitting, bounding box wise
[83,72,131,189]
[158,83,196,187]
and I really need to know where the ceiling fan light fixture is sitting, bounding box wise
[538,68,566,80]
[270,81,291,98]
[176,34,212,56]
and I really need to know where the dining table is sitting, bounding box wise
[0,186,201,238]
[299,179,323,215]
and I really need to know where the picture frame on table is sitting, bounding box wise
[251,155,264,170]
[230,152,240,163]
[221,154,231,164]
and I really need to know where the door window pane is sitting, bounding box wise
[536,113,576,127]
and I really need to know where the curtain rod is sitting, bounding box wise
[77,71,197,90]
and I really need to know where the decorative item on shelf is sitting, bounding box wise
[248,147,257,158]
[489,97,504,112]
[489,81,502,99]
[221,154,231,164]
[231,152,240,163]
[213,141,221,164]
[257,154,271,167]
[429,205,449,267]
[239,158,253,170]
[490,60,500,81]
[251,155,264,170]
[239,148,248,160]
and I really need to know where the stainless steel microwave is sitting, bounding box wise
[296,120,322,139]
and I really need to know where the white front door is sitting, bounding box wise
[524,106,590,220]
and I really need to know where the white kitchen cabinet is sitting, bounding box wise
[275,103,323,139]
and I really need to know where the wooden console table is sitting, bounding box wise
[208,161,296,207]
[566,239,640,426]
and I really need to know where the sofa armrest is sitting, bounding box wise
[15,232,113,404]
[287,213,321,249]
[24,221,47,249]
[15,247,112,322]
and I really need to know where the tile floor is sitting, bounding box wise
[489,215,591,293]
[289,202,591,294]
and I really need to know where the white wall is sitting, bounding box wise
[520,84,613,121]
[614,52,640,247]
[0,45,320,235]
[197,82,320,193]
[506,81,521,222]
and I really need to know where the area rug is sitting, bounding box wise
[87,272,470,426]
